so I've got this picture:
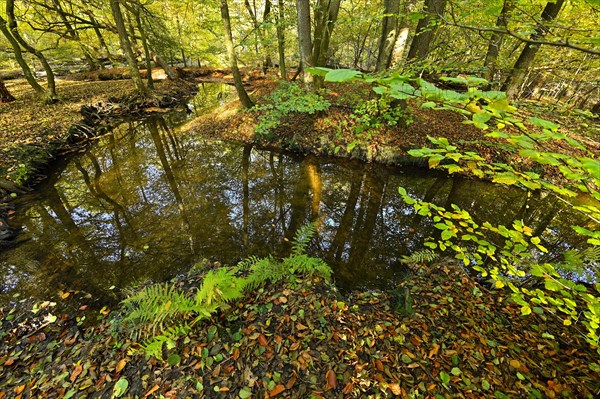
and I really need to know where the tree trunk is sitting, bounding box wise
[0,17,45,96]
[312,0,341,68]
[262,0,273,71]
[406,0,447,62]
[376,0,401,72]
[501,0,565,99]
[483,0,514,82]
[0,76,15,103]
[6,0,58,101]
[276,0,287,79]
[134,9,153,89]
[220,0,254,108]
[109,0,147,95]
[152,52,179,80]
[296,0,313,84]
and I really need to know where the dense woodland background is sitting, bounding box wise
[0,0,598,110]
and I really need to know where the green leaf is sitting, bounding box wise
[527,116,558,132]
[324,69,362,82]
[421,101,437,109]
[440,371,451,385]
[239,387,253,398]
[492,173,518,186]
[401,354,413,363]
[482,379,491,390]
[451,367,461,376]
[544,279,562,292]
[112,377,129,398]
[167,353,181,366]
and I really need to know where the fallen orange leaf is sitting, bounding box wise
[143,385,159,398]
[269,384,285,397]
[116,358,127,373]
[325,369,337,390]
[70,364,83,382]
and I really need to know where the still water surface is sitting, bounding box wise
[0,85,593,306]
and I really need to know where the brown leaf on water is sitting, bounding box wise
[325,369,336,390]
[269,384,285,397]
[70,364,83,382]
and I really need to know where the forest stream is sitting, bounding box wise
[0,84,595,308]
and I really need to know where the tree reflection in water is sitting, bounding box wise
[1,114,595,306]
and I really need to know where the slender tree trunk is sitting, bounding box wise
[0,17,45,96]
[296,0,313,84]
[0,76,15,103]
[109,0,147,94]
[134,9,153,89]
[276,0,287,79]
[406,0,447,62]
[6,0,57,101]
[220,0,254,108]
[376,0,401,72]
[262,0,273,71]
[483,0,514,82]
[501,0,565,99]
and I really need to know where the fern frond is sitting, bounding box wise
[557,246,600,275]
[291,223,317,256]
[400,249,439,267]
[196,267,246,305]
[284,254,332,281]
[245,256,286,290]
[237,255,262,270]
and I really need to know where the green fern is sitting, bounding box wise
[291,223,317,256]
[556,247,600,277]
[120,224,332,360]
[195,267,247,306]
[284,254,332,280]
[400,249,439,267]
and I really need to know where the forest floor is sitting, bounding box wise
[1,69,599,398]
[1,262,599,398]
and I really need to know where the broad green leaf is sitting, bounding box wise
[527,116,558,132]
[492,173,518,185]
[440,371,451,385]
[482,379,491,390]
[112,378,129,398]
[239,387,253,398]
[324,69,362,82]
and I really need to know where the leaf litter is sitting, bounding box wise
[1,261,598,398]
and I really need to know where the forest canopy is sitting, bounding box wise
[0,0,598,109]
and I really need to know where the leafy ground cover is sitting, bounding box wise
[1,260,598,398]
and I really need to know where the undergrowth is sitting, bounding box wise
[253,82,330,138]
[117,224,331,360]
